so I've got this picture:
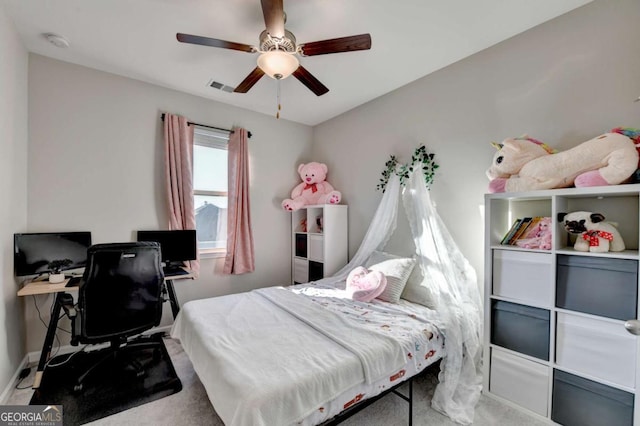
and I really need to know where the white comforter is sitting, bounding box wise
[171,285,440,426]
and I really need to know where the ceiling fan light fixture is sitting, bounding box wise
[257,51,299,80]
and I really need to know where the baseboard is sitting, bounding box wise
[1,324,174,403]
[0,355,30,405]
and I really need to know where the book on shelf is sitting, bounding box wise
[516,216,543,240]
[507,217,533,245]
[500,219,523,245]
[500,216,552,246]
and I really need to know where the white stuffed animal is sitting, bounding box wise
[486,128,640,193]
[557,211,625,253]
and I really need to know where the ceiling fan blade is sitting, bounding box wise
[293,66,329,96]
[176,33,254,53]
[299,34,372,57]
[234,67,266,93]
[260,0,285,39]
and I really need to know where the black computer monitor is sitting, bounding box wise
[136,230,197,266]
[14,232,92,277]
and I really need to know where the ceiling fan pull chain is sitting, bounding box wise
[276,79,281,119]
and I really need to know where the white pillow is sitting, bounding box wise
[401,261,437,309]
[365,251,416,303]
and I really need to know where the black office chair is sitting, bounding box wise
[62,242,167,392]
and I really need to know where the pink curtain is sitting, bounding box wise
[223,128,255,274]
[163,113,199,276]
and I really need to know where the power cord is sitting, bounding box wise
[32,295,50,330]
[33,295,64,365]
[26,294,83,389]
[46,346,87,368]
[15,367,32,390]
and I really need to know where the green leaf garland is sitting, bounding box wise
[376,145,439,192]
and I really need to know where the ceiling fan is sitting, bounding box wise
[176,0,372,97]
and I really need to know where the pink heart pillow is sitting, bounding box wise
[346,266,387,302]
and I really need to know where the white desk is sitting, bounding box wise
[17,269,194,388]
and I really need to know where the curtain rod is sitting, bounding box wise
[160,113,252,138]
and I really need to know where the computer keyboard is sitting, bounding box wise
[163,267,188,277]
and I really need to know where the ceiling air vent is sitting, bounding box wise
[207,79,235,93]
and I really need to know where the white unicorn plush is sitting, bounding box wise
[486,128,640,193]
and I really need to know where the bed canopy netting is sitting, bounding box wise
[172,149,484,425]
[315,164,483,425]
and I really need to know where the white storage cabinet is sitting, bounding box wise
[484,185,640,426]
[291,205,348,284]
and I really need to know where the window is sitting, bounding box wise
[193,126,228,254]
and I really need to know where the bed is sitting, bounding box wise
[170,282,445,426]
[171,168,483,425]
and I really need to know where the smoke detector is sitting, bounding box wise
[43,33,70,48]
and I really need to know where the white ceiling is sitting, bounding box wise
[2,0,592,126]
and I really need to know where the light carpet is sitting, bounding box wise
[6,337,546,425]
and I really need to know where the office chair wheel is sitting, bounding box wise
[73,383,83,392]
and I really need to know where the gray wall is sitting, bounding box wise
[25,55,313,352]
[0,5,28,397]
[5,0,640,391]
[313,0,640,287]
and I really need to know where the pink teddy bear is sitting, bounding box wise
[282,162,342,211]
[515,217,552,250]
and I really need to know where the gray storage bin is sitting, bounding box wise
[491,300,550,360]
[308,261,323,281]
[552,369,634,426]
[556,255,638,320]
[295,234,307,258]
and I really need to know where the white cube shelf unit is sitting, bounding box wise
[484,184,640,426]
[291,204,348,284]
